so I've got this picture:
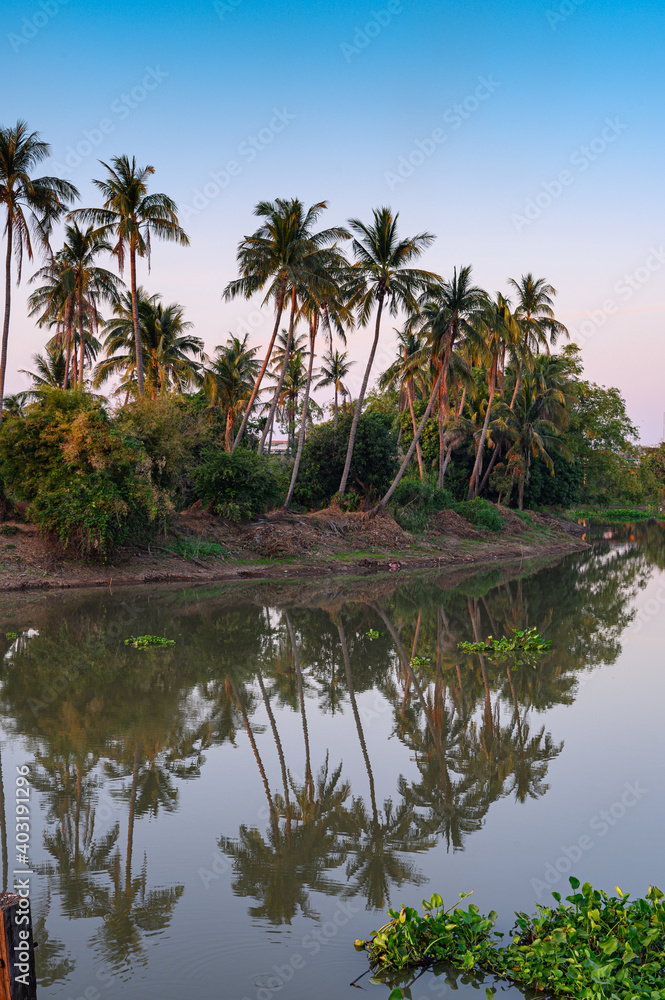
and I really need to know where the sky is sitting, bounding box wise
[2,0,664,442]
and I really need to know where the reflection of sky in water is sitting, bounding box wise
[0,525,663,999]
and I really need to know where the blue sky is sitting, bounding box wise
[2,0,664,440]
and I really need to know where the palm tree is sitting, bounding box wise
[507,274,568,408]
[338,207,436,497]
[20,344,68,394]
[71,155,189,398]
[0,120,78,422]
[413,265,486,488]
[284,250,352,507]
[95,288,202,399]
[30,223,122,388]
[316,349,354,432]
[467,293,520,498]
[224,198,348,454]
[205,333,260,450]
[379,328,428,480]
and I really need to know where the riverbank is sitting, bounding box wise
[0,504,588,592]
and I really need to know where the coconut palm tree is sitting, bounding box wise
[507,274,568,408]
[204,334,260,450]
[316,350,354,432]
[413,266,486,488]
[284,251,352,508]
[467,293,520,498]
[20,344,68,394]
[0,120,78,422]
[379,328,429,480]
[30,223,122,388]
[71,155,189,398]
[224,198,348,453]
[95,288,202,399]
[338,208,436,497]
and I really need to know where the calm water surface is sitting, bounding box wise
[0,522,664,999]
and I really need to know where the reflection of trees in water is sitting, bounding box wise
[0,530,656,950]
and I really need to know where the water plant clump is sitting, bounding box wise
[358,879,665,999]
[124,635,175,649]
[458,626,551,663]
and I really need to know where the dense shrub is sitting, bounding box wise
[523,452,583,508]
[294,411,398,509]
[389,476,454,532]
[0,389,171,557]
[452,497,503,531]
[191,446,281,520]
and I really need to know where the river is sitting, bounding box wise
[0,521,663,999]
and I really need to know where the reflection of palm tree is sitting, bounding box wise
[285,611,313,795]
[220,760,349,924]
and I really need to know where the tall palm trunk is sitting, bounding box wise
[63,299,73,389]
[336,620,377,824]
[285,611,313,796]
[468,357,497,499]
[77,285,85,389]
[333,384,338,434]
[232,287,286,453]
[405,365,424,481]
[478,442,502,495]
[259,286,297,455]
[129,249,145,397]
[338,293,384,497]
[374,363,446,511]
[0,215,14,426]
[126,743,141,892]
[284,316,317,508]
[256,671,291,832]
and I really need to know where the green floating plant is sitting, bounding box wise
[359,879,665,999]
[458,626,551,663]
[5,632,17,640]
[365,629,380,641]
[409,655,430,668]
[124,635,175,649]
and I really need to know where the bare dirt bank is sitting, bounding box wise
[0,504,588,593]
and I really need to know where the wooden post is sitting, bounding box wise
[0,893,36,1000]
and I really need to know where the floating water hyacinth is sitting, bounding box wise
[124,635,175,649]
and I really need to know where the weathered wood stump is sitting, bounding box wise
[0,893,36,1000]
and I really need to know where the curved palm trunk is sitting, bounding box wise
[336,620,378,824]
[333,385,339,434]
[129,249,145,398]
[0,216,14,427]
[338,294,384,497]
[478,441,502,495]
[284,318,317,508]
[232,288,286,454]
[256,671,291,831]
[437,365,446,489]
[285,611,313,796]
[375,362,446,511]
[406,371,424,481]
[259,286,297,455]
[231,680,280,838]
[468,358,497,499]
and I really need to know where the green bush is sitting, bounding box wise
[389,476,454,533]
[453,497,502,532]
[0,389,171,558]
[294,411,398,509]
[191,446,281,520]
